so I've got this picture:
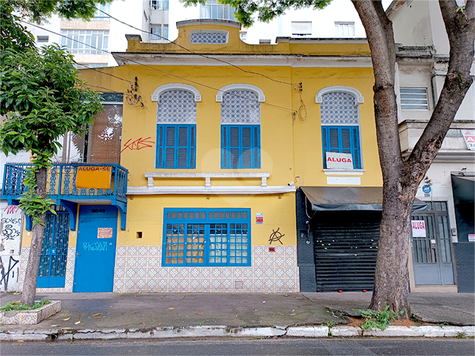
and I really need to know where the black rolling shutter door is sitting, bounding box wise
[314,213,380,292]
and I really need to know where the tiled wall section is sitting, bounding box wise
[114,245,299,293]
[17,245,299,293]
[18,246,75,293]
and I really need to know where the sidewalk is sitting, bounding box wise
[1,292,474,341]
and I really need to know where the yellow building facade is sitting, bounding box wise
[15,20,382,294]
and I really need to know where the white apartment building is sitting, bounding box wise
[26,0,371,67]
[388,0,475,293]
[26,1,146,67]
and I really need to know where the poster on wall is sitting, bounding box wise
[461,130,475,150]
[326,152,353,169]
[411,220,426,237]
[97,228,113,239]
[256,213,263,224]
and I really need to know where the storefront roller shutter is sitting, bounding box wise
[313,212,380,292]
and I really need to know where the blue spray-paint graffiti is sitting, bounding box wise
[83,241,108,252]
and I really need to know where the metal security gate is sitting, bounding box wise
[411,201,454,285]
[37,208,70,288]
[313,212,380,292]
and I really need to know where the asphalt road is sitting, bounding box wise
[1,338,474,355]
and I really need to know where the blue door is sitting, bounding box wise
[37,211,70,288]
[73,205,118,293]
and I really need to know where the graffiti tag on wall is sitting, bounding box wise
[83,241,108,252]
[269,227,285,245]
[0,205,22,291]
[0,206,22,254]
[121,137,155,153]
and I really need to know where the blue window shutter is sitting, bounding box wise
[156,125,196,169]
[253,126,260,168]
[330,128,339,150]
[178,127,188,168]
[242,127,251,168]
[230,127,239,168]
[322,126,361,169]
[190,126,195,168]
[222,126,227,167]
[156,126,163,168]
[221,125,260,169]
[165,126,175,168]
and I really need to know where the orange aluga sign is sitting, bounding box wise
[75,166,112,189]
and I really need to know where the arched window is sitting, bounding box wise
[218,85,264,169]
[153,84,200,169]
[316,87,363,169]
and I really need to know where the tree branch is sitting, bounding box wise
[408,0,475,182]
[351,0,403,181]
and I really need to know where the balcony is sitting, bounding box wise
[1,163,128,230]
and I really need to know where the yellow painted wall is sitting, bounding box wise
[121,194,296,247]
[78,21,383,250]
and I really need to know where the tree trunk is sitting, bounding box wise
[352,0,475,318]
[20,167,47,307]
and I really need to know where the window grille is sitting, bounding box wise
[320,91,361,169]
[156,90,196,168]
[162,208,251,266]
[220,90,261,169]
[400,88,429,110]
[190,31,228,44]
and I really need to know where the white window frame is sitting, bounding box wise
[291,21,312,36]
[335,21,356,37]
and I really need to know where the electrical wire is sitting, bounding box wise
[20,19,295,114]
[97,8,301,89]
[88,84,125,93]
[89,68,132,84]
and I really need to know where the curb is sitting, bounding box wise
[1,325,474,341]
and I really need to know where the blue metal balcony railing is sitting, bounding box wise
[2,163,128,230]
[2,163,128,202]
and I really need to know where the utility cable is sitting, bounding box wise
[97,8,301,90]
[21,19,295,113]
